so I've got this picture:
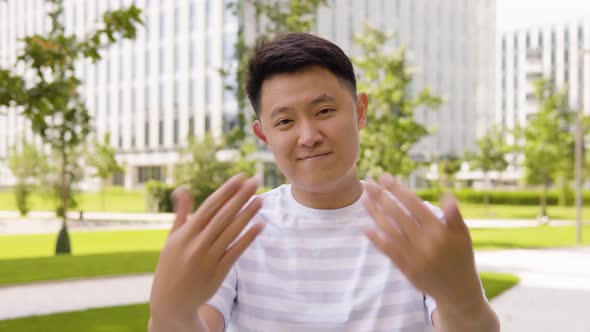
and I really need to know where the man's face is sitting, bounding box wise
[252,66,368,192]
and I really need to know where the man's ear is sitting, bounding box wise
[252,120,268,144]
[356,92,369,129]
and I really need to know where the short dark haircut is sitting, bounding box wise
[245,32,357,115]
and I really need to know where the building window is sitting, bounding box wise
[137,166,165,184]
[146,51,150,77]
[159,12,165,39]
[173,117,179,144]
[174,42,180,73]
[144,121,150,146]
[189,2,196,32]
[159,47,165,74]
[158,119,164,145]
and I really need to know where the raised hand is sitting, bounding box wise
[149,174,265,328]
[361,174,484,311]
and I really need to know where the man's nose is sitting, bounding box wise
[297,121,323,148]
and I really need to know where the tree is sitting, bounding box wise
[466,125,510,211]
[86,132,124,212]
[436,154,462,190]
[175,134,257,208]
[519,78,573,218]
[353,25,442,179]
[7,140,48,216]
[223,0,328,145]
[0,0,142,254]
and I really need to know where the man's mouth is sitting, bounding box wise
[299,152,332,160]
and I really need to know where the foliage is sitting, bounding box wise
[175,134,256,208]
[223,0,328,145]
[416,188,590,206]
[0,0,142,254]
[86,132,124,211]
[464,125,510,208]
[7,140,48,216]
[353,25,442,179]
[517,78,573,217]
[436,154,462,189]
[145,180,175,213]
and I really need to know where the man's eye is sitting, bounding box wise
[318,108,335,115]
[275,119,292,127]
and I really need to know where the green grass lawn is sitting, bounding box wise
[479,272,520,299]
[0,230,167,260]
[0,272,518,331]
[0,226,587,285]
[0,187,147,213]
[471,225,590,250]
[459,202,590,220]
[0,303,150,332]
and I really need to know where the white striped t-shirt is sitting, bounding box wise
[207,184,439,332]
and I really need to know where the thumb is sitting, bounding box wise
[440,193,465,228]
[170,185,194,235]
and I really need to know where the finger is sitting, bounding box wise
[210,196,263,257]
[170,185,193,235]
[216,221,265,278]
[373,185,420,240]
[362,183,410,248]
[379,173,438,227]
[199,176,259,247]
[440,193,466,229]
[363,226,407,269]
[188,173,246,234]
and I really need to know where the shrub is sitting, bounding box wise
[145,180,175,213]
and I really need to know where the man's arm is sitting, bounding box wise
[432,300,500,332]
[149,305,224,332]
[362,175,500,332]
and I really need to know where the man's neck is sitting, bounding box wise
[290,173,363,210]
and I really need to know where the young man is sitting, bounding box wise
[149,33,500,332]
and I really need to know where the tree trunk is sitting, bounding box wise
[483,172,490,217]
[540,181,548,218]
[101,179,106,212]
[55,148,71,255]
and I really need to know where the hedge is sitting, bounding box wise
[416,188,590,206]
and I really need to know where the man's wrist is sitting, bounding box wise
[149,315,207,332]
[434,295,499,332]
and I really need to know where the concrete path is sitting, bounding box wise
[0,274,153,320]
[0,210,582,235]
[476,247,590,332]
[1,247,590,332]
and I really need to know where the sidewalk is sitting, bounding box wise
[477,247,590,332]
[1,247,589,331]
[0,210,581,235]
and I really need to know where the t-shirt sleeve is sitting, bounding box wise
[206,266,237,331]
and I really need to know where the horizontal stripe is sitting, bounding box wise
[236,301,425,325]
[255,234,374,249]
[236,266,404,287]
[238,277,418,303]
[243,243,382,260]
[239,251,391,270]
[236,289,423,315]
[234,310,427,332]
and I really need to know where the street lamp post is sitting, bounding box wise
[576,49,590,245]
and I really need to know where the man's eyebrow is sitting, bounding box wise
[310,94,336,105]
[270,94,337,119]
